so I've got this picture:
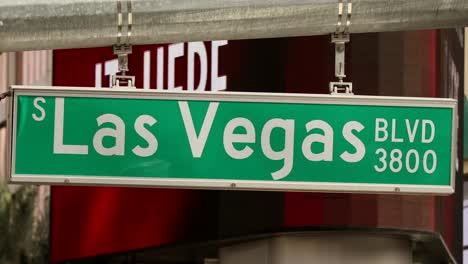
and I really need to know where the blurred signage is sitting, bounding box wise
[10,86,456,194]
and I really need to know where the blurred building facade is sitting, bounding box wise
[0,50,52,224]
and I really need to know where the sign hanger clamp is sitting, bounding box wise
[330,0,353,95]
[112,0,135,88]
[0,91,11,102]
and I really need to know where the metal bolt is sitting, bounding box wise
[230,183,236,188]
[394,187,400,192]
[64,178,70,184]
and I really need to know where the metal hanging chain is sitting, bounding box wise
[112,0,135,88]
[330,0,353,95]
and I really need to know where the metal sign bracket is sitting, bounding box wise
[112,0,135,88]
[330,0,353,95]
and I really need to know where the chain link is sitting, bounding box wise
[335,0,352,35]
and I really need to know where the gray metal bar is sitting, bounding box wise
[0,0,468,52]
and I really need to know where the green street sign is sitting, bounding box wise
[8,86,457,194]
